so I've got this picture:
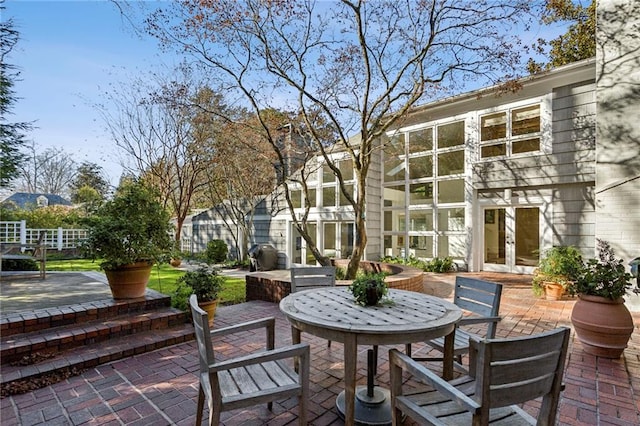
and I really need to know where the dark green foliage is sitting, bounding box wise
[80,180,174,270]
[1,258,38,271]
[205,239,228,264]
[379,255,454,273]
[348,272,388,306]
[532,245,584,296]
[569,239,634,300]
[172,266,224,311]
[425,257,454,273]
[0,10,31,187]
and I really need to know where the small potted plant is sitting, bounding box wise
[348,272,389,306]
[532,245,583,300]
[81,180,174,299]
[568,239,636,358]
[174,266,224,324]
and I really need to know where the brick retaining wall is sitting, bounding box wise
[245,261,424,303]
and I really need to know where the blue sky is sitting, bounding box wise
[5,0,165,185]
[5,1,567,188]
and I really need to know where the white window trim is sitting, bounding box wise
[475,95,552,161]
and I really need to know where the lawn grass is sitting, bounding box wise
[46,259,246,304]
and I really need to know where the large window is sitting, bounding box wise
[480,104,541,159]
[383,120,466,261]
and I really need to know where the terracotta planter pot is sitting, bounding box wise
[571,294,634,358]
[543,281,566,300]
[104,262,153,299]
[199,299,218,326]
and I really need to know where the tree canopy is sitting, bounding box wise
[0,6,31,188]
[528,0,595,74]
[138,0,535,277]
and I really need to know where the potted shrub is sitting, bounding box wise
[82,180,174,299]
[174,266,223,325]
[348,272,389,306]
[568,239,636,358]
[532,246,583,300]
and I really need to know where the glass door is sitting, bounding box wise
[483,206,539,273]
[291,222,317,266]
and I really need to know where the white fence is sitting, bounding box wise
[0,221,88,251]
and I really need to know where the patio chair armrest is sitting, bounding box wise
[209,317,275,338]
[458,315,501,326]
[209,343,310,373]
[389,349,480,414]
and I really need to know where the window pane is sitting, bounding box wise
[481,144,506,158]
[409,155,433,179]
[384,211,407,232]
[481,112,507,141]
[339,183,353,206]
[409,210,433,231]
[323,186,335,207]
[383,234,407,258]
[291,189,302,208]
[512,105,540,136]
[340,222,355,258]
[384,185,406,207]
[437,151,464,176]
[438,121,464,148]
[408,128,433,153]
[437,179,464,203]
[409,235,433,258]
[384,135,405,182]
[306,223,317,265]
[437,208,465,231]
[438,235,465,258]
[324,223,336,251]
[339,159,354,181]
[512,138,540,154]
[307,188,316,208]
[409,182,433,205]
[322,163,335,183]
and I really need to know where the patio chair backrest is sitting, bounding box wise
[471,326,570,421]
[189,295,215,372]
[290,266,336,292]
[454,276,502,338]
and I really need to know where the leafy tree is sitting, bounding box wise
[528,0,595,74]
[0,5,31,187]
[141,0,533,278]
[98,67,220,244]
[70,162,110,203]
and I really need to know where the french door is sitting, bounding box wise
[482,206,539,273]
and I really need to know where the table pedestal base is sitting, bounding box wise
[336,385,391,426]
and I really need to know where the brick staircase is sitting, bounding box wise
[0,289,194,391]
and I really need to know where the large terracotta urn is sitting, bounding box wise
[104,261,153,299]
[570,294,634,358]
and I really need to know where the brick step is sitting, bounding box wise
[1,307,188,364]
[0,322,195,388]
[0,291,172,337]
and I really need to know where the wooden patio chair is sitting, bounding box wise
[291,266,336,347]
[389,327,571,425]
[189,295,310,425]
[407,276,502,371]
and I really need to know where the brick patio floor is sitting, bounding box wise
[2,273,639,425]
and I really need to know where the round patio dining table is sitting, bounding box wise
[279,287,462,426]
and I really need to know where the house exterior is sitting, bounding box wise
[192,3,639,275]
[1,192,73,210]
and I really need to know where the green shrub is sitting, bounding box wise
[1,258,39,271]
[172,267,224,311]
[205,240,228,264]
[425,257,454,273]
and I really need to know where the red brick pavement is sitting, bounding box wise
[2,273,639,425]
